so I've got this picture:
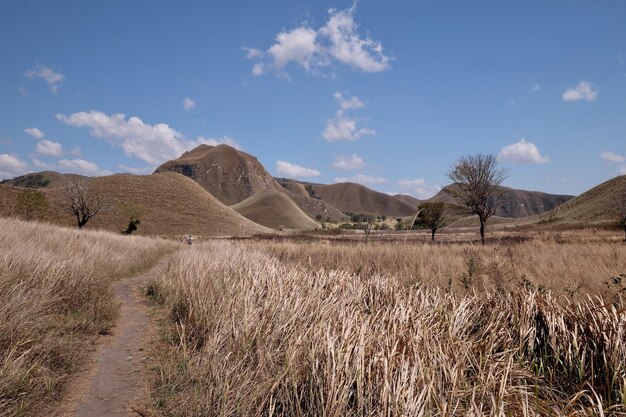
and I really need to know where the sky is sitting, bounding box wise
[1,0,625,198]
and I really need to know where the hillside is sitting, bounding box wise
[1,172,270,237]
[154,144,283,206]
[1,171,84,188]
[429,185,573,220]
[232,190,320,230]
[306,182,419,217]
[155,145,347,221]
[538,175,626,225]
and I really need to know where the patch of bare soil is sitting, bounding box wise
[55,256,172,417]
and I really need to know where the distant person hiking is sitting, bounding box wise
[182,235,193,245]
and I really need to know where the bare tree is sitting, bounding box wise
[617,192,626,242]
[418,202,446,241]
[61,177,104,229]
[447,154,508,244]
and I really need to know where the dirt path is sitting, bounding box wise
[63,256,172,417]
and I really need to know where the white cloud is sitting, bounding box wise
[620,166,626,175]
[57,158,111,176]
[0,154,28,180]
[498,139,550,164]
[531,83,542,92]
[319,5,390,73]
[35,139,63,157]
[322,92,375,142]
[332,153,367,170]
[599,151,625,163]
[276,160,321,178]
[398,179,441,200]
[182,97,195,110]
[334,173,386,184]
[334,92,364,110]
[56,111,239,165]
[24,64,64,93]
[268,27,320,72]
[244,4,390,77]
[25,127,45,139]
[562,81,598,102]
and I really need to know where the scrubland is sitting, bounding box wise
[0,217,175,416]
[147,236,626,416]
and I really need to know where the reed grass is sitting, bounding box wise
[147,240,626,416]
[0,217,175,416]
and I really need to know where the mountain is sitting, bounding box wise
[155,145,347,221]
[302,182,419,217]
[232,190,320,230]
[154,144,282,206]
[429,185,574,219]
[1,172,270,237]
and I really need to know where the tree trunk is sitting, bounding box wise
[431,228,436,241]
[479,218,486,245]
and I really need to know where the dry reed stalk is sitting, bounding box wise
[147,241,625,416]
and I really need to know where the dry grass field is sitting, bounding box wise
[145,234,626,416]
[0,217,176,416]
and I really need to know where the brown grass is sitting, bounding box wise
[146,238,626,416]
[250,234,626,301]
[231,190,319,230]
[1,172,271,237]
[0,217,176,416]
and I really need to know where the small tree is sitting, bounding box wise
[17,190,47,220]
[61,177,104,229]
[418,201,446,241]
[447,154,508,244]
[120,202,143,235]
[617,192,626,241]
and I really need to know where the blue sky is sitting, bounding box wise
[1,0,625,198]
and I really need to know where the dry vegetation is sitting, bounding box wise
[0,217,176,416]
[146,237,626,416]
[252,233,626,301]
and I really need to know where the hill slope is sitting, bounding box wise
[155,145,347,221]
[154,144,282,206]
[429,185,573,220]
[540,175,626,225]
[307,182,419,217]
[1,172,270,236]
[232,190,320,230]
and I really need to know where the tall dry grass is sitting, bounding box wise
[0,217,175,416]
[147,241,626,416]
[252,238,626,301]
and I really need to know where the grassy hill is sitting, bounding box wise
[306,182,419,217]
[232,190,320,230]
[429,184,573,223]
[155,144,283,206]
[1,172,270,237]
[534,175,626,226]
[155,145,348,221]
